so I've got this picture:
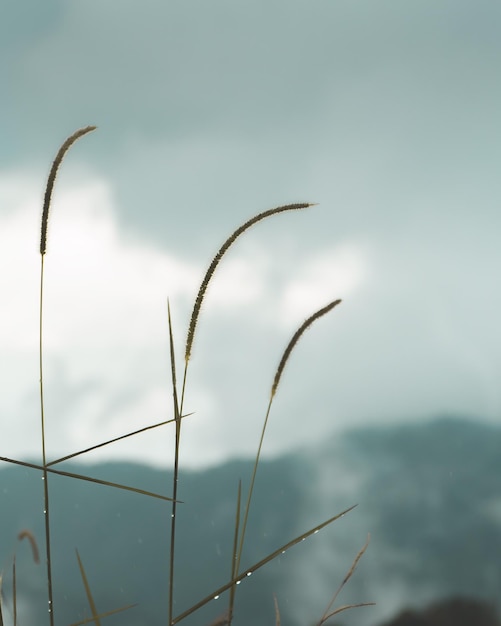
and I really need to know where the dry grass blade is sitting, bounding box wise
[184,202,314,364]
[272,299,342,397]
[72,550,136,626]
[172,504,356,625]
[206,611,230,626]
[75,549,101,626]
[273,593,281,626]
[316,534,372,626]
[17,530,40,564]
[40,126,97,255]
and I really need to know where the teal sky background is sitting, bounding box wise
[1,1,500,467]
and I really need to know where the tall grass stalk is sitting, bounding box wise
[39,126,96,626]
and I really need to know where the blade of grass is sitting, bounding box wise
[68,603,137,626]
[46,412,194,467]
[172,505,356,625]
[0,573,4,626]
[167,300,182,626]
[12,558,16,626]
[320,602,376,624]
[75,549,101,626]
[0,457,175,501]
[227,480,242,625]
[73,551,137,626]
[273,594,281,626]
[316,534,372,626]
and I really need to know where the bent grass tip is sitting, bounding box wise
[40,125,97,256]
[184,202,316,363]
[271,298,342,397]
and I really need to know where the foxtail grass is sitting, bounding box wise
[39,126,96,626]
[1,126,372,625]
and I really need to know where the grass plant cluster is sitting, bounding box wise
[0,127,373,625]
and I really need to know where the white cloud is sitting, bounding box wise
[278,245,368,326]
[0,171,202,464]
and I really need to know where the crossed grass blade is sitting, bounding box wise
[315,534,374,626]
[73,549,136,626]
[0,456,175,502]
[46,412,193,467]
[227,480,242,624]
[172,504,357,625]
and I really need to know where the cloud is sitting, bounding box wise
[0,168,370,467]
[0,170,200,463]
[278,245,368,326]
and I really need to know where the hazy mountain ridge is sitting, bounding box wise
[1,416,500,625]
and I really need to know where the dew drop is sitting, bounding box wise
[246,572,252,577]
[236,581,241,585]
[214,595,220,600]
[314,530,319,534]
[43,510,47,514]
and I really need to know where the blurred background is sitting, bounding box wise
[0,1,500,625]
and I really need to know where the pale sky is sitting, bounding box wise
[1,0,500,467]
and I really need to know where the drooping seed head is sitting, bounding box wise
[271,298,342,397]
[185,202,315,362]
[40,126,97,256]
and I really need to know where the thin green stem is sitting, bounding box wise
[227,480,242,626]
[236,299,341,579]
[235,396,273,577]
[39,257,54,626]
[167,302,181,626]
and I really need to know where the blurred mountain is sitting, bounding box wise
[1,416,500,626]
[378,597,500,626]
